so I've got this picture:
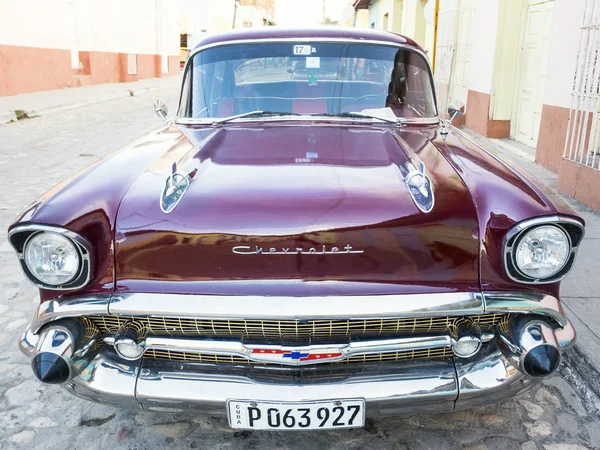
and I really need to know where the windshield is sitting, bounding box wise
[178,42,437,121]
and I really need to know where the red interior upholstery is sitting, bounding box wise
[292,100,328,114]
[293,84,327,114]
[342,103,382,112]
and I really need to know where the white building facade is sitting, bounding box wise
[434,0,600,211]
[354,0,600,211]
[353,0,435,55]
[0,0,180,96]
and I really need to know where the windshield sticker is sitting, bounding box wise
[308,69,318,86]
[293,45,311,55]
[306,152,318,159]
[306,57,320,69]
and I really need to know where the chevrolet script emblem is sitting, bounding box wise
[232,244,364,255]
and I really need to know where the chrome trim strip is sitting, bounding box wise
[555,320,577,350]
[8,224,95,291]
[28,291,572,331]
[502,215,585,285]
[503,215,585,244]
[186,37,432,69]
[143,335,454,366]
[66,351,142,410]
[19,327,38,357]
[32,295,111,334]
[454,346,534,411]
[483,291,567,327]
[109,292,484,320]
[176,37,439,124]
[136,360,458,415]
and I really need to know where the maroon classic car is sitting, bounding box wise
[11,28,584,430]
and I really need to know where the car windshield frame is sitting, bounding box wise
[176,38,439,125]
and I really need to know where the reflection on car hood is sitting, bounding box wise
[114,123,481,296]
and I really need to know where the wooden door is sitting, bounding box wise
[514,0,555,147]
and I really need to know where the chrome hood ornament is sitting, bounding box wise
[160,162,190,213]
[405,162,434,213]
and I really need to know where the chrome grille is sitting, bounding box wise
[143,347,454,365]
[89,314,508,341]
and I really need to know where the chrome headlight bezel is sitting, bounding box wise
[503,216,585,284]
[8,225,94,290]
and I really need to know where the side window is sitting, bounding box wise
[209,61,227,116]
[191,61,228,118]
[178,69,191,117]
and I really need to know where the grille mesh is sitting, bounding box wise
[89,314,507,341]
[143,347,454,365]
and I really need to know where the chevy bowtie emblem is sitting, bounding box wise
[249,348,344,365]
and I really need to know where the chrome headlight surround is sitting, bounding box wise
[8,225,94,290]
[503,216,585,284]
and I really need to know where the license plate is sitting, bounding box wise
[227,399,365,430]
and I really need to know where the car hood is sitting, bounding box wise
[113,123,480,296]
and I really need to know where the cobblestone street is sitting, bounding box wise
[0,87,599,450]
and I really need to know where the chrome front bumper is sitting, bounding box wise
[19,291,577,415]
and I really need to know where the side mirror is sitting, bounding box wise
[154,99,168,123]
[447,100,465,124]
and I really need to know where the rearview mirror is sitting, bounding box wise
[154,99,168,123]
[447,100,465,124]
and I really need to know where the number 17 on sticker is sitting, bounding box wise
[293,45,312,55]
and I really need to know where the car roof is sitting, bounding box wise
[192,27,424,53]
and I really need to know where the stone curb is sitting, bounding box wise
[563,346,600,399]
[0,84,173,126]
[561,347,599,398]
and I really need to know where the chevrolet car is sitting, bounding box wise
[10,28,585,431]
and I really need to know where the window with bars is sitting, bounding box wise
[564,0,600,170]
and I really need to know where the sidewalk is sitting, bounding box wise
[464,129,600,395]
[0,75,181,125]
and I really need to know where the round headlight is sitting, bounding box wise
[24,232,81,286]
[514,225,570,279]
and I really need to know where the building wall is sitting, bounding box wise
[436,0,505,137]
[449,0,587,148]
[235,5,268,29]
[367,0,382,28]
[181,0,234,48]
[550,0,600,211]
[433,0,600,211]
[536,0,585,172]
[367,0,427,50]
[0,0,180,97]
[355,9,370,28]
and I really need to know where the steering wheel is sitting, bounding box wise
[350,94,383,106]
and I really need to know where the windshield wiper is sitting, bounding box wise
[212,110,303,127]
[212,110,403,127]
[311,112,402,125]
